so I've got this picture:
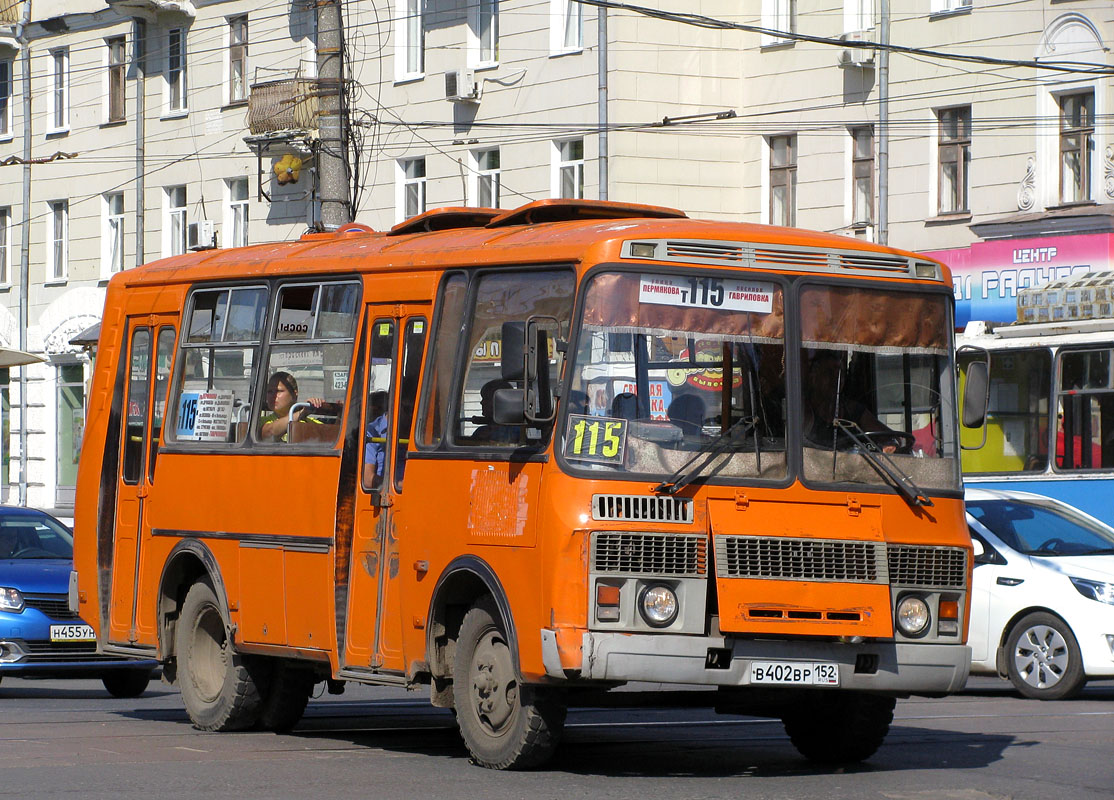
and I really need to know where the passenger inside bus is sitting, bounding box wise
[470,379,519,444]
[260,371,325,442]
[801,348,904,454]
[363,391,389,487]
[667,394,706,436]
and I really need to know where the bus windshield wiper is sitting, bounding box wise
[653,415,758,496]
[833,419,933,508]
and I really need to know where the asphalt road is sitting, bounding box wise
[1,676,1111,800]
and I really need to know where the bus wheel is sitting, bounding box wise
[102,669,152,698]
[176,580,263,731]
[1005,612,1086,700]
[255,660,318,732]
[782,692,895,763]
[452,599,566,769]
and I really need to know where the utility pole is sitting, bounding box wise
[597,6,608,201]
[877,0,890,246]
[317,0,351,229]
[17,4,31,506]
[134,18,146,266]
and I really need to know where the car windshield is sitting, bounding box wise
[0,514,74,559]
[967,499,1114,556]
[561,271,787,481]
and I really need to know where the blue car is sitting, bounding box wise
[0,506,157,697]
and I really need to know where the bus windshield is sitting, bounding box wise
[564,270,788,481]
[562,272,959,494]
[799,284,959,492]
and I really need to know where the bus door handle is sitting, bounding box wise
[372,489,392,508]
[136,485,149,499]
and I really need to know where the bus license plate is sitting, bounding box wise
[750,661,839,686]
[50,624,95,642]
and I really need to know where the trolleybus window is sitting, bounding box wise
[1057,348,1114,470]
[563,271,787,479]
[170,286,268,445]
[799,285,959,492]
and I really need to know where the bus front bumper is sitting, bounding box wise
[541,630,970,695]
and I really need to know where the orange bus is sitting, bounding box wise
[72,199,979,769]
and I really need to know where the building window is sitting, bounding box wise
[399,157,426,220]
[57,363,85,502]
[761,0,796,45]
[167,185,187,256]
[844,0,873,33]
[470,0,498,66]
[551,0,583,53]
[48,200,68,281]
[769,135,796,227]
[396,0,424,78]
[1059,91,1093,205]
[851,126,874,226]
[0,59,12,139]
[555,139,584,199]
[937,106,970,214]
[228,16,248,105]
[930,0,972,14]
[0,206,9,284]
[472,148,500,208]
[49,48,69,132]
[168,28,187,112]
[107,37,126,123]
[227,177,249,248]
[105,192,125,275]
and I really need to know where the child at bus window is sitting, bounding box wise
[363,391,389,488]
[260,371,324,442]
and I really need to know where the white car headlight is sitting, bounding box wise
[1070,577,1114,605]
[0,586,25,613]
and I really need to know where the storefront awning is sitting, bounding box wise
[0,347,47,368]
[69,322,101,347]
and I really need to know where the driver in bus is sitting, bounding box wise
[260,371,325,442]
[801,349,902,454]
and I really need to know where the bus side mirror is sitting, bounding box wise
[962,360,989,428]
[501,321,525,382]
[525,316,559,423]
[492,387,525,425]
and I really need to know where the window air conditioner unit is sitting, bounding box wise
[838,31,875,68]
[188,219,216,251]
[445,68,479,102]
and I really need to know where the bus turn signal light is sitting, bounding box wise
[596,584,621,622]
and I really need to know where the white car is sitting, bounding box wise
[965,488,1114,699]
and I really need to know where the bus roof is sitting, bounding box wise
[112,200,947,289]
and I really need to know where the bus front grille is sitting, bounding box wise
[715,536,888,584]
[591,532,707,576]
[887,545,967,588]
[592,494,693,524]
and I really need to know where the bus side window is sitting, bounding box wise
[123,328,151,483]
[363,320,395,490]
[418,273,467,448]
[394,317,428,491]
[149,326,177,479]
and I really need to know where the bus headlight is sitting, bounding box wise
[896,595,930,636]
[638,584,678,628]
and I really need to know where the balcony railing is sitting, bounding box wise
[247,78,319,135]
[0,0,24,25]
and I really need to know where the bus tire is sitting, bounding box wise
[255,660,317,732]
[1004,612,1086,700]
[782,692,895,764]
[176,580,264,731]
[102,669,152,698]
[452,599,565,770]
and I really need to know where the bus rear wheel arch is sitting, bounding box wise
[176,579,266,731]
[451,597,566,770]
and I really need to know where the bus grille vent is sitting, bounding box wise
[592,494,693,523]
[665,241,748,262]
[591,532,707,576]
[837,253,910,273]
[754,248,911,275]
[887,545,967,588]
[715,536,888,584]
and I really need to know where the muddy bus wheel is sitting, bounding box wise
[782,692,895,764]
[255,660,318,732]
[452,599,565,769]
[176,580,263,731]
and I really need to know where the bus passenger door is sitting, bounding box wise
[109,319,177,645]
[345,309,428,671]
